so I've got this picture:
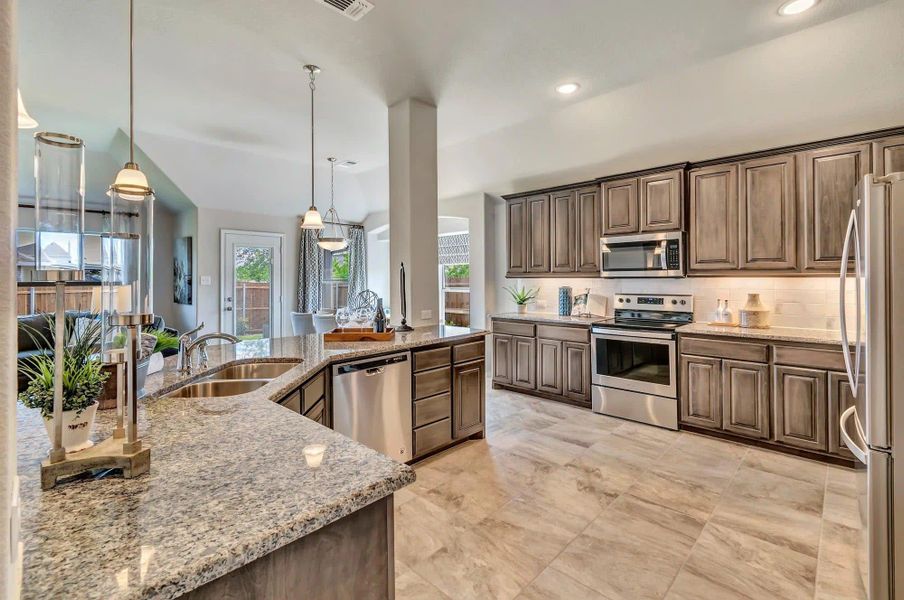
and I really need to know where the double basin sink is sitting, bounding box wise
[165,362,299,399]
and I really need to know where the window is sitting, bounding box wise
[321,249,349,310]
[438,233,470,327]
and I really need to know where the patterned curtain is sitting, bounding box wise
[297,229,323,312]
[347,227,367,303]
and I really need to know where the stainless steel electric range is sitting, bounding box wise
[590,293,694,430]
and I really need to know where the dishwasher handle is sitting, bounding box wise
[333,352,409,376]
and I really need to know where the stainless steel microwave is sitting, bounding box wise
[599,231,685,278]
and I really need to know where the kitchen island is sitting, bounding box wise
[16,325,486,600]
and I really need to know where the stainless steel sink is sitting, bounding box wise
[206,362,298,381]
[164,379,270,399]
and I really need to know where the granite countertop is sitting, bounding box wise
[491,312,604,326]
[677,322,850,346]
[18,325,486,600]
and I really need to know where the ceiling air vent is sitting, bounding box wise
[315,0,374,21]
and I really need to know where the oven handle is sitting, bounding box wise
[591,328,675,342]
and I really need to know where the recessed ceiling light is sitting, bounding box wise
[778,0,818,16]
[555,82,580,95]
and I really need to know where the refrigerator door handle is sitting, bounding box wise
[838,209,863,395]
[839,405,868,465]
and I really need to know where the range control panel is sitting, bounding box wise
[613,294,694,313]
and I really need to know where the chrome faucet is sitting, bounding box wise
[180,332,241,374]
[177,322,205,374]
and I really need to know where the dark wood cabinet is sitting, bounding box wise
[506,198,527,276]
[679,354,722,429]
[536,338,563,395]
[550,190,576,273]
[452,359,485,439]
[563,342,591,401]
[575,187,600,272]
[639,169,683,232]
[689,164,739,271]
[773,365,828,452]
[602,177,639,235]
[721,359,770,439]
[872,135,904,177]
[511,335,537,390]
[525,194,550,273]
[739,154,798,271]
[800,142,870,271]
[828,371,861,459]
[492,334,513,385]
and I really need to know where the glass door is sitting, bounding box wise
[221,231,283,339]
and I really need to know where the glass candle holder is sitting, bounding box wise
[303,444,326,468]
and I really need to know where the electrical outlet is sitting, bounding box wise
[420,309,433,320]
[200,276,212,286]
[536,299,548,310]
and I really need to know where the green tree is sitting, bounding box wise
[235,247,271,282]
[331,253,349,280]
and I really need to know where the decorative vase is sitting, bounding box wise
[147,351,165,375]
[517,304,528,314]
[42,401,98,453]
[558,286,573,317]
[740,293,770,329]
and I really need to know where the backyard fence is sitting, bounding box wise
[234,281,271,336]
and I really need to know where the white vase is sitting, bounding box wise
[42,401,98,453]
[517,304,527,314]
[147,351,165,374]
[740,293,771,329]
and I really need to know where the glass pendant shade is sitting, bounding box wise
[33,132,85,276]
[317,209,347,251]
[18,89,38,129]
[109,163,152,201]
[301,208,324,229]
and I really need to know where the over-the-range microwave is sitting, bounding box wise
[599,231,685,278]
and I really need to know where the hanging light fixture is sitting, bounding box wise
[318,157,348,251]
[17,89,38,129]
[108,0,153,203]
[300,64,325,230]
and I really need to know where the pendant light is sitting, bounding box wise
[17,89,38,129]
[108,0,153,202]
[300,64,325,230]
[317,157,348,251]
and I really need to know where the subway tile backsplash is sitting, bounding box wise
[506,276,856,331]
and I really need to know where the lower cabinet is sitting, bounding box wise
[679,355,722,429]
[492,334,513,385]
[563,342,591,401]
[511,335,537,390]
[453,359,485,439]
[828,371,861,459]
[773,365,828,452]
[277,368,330,427]
[722,360,770,439]
[537,338,563,395]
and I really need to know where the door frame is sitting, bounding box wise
[220,229,286,338]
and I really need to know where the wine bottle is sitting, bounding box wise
[373,298,386,333]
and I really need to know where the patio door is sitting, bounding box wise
[221,230,283,339]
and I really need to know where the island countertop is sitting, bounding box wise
[17,325,486,600]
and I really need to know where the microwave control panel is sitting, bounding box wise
[665,239,681,270]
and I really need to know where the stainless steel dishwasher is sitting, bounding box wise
[332,352,412,462]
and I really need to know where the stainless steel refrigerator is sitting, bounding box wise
[839,172,904,600]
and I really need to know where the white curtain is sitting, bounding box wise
[297,229,323,312]
[347,227,367,303]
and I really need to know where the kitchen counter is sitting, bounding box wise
[677,322,849,346]
[17,325,485,600]
[491,312,603,326]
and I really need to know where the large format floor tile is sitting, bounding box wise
[394,386,866,599]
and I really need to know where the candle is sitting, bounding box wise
[303,444,326,468]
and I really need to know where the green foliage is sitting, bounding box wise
[504,285,539,306]
[235,247,272,282]
[444,264,470,279]
[331,253,350,280]
[17,314,108,418]
[112,328,178,354]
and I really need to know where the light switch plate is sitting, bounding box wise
[200,276,212,286]
[420,309,433,320]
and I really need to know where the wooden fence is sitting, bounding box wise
[234,281,271,336]
[17,286,96,316]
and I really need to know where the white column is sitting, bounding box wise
[388,99,439,327]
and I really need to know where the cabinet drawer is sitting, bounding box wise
[413,393,452,428]
[493,320,535,337]
[773,346,846,371]
[278,390,302,414]
[414,366,452,400]
[453,341,485,364]
[413,347,451,372]
[536,324,590,343]
[414,418,452,457]
[302,371,326,413]
[304,397,326,425]
[679,336,768,363]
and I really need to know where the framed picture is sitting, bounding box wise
[174,237,193,305]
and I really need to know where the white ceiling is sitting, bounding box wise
[17,0,902,220]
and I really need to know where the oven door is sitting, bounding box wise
[600,232,684,278]
[591,328,677,398]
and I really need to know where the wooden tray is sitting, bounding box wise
[323,327,395,342]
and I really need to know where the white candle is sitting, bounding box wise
[303,444,326,468]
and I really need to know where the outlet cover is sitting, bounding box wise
[420,309,433,320]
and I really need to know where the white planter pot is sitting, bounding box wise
[147,352,165,374]
[517,304,527,314]
[42,401,98,453]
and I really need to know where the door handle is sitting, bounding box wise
[224,307,233,312]
[839,405,868,465]
[838,210,862,395]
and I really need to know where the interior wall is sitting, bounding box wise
[167,207,198,334]
[363,210,390,308]
[195,207,299,338]
[152,203,176,329]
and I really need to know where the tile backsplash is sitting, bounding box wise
[505,276,857,331]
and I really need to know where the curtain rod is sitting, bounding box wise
[18,202,139,218]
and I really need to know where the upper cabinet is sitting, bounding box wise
[602,178,639,235]
[689,164,738,271]
[525,194,551,273]
[549,190,576,273]
[800,142,870,272]
[506,198,527,275]
[739,154,797,271]
[639,170,684,232]
[575,187,601,273]
[873,135,904,177]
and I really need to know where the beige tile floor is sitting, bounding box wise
[394,386,866,600]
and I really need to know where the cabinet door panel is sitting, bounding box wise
[801,143,870,271]
[872,135,904,177]
[550,190,576,273]
[680,355,722,429]
[689,165,739,271]
[563,342,591,402]
[602,178,639,235]
[453,359,485,439]
[575,187,601,272]
[511,335,536,390]
[739,155,797,270]
[773,365,828,452]
[828,371,862,459]
[492,334,513,385]
[536,338,563,395]
[640,170,683,232]
[506,199,527,275]
[722,360,770,439]
[526,195,550,273]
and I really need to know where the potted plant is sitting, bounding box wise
[113,327,179,376]
[18,315,109,453]
[505,285,539,314]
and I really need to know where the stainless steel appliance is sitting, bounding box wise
[837,172,904,600]
[590,294,693,430]
[600,231,685,278]
[332,352,412,462]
